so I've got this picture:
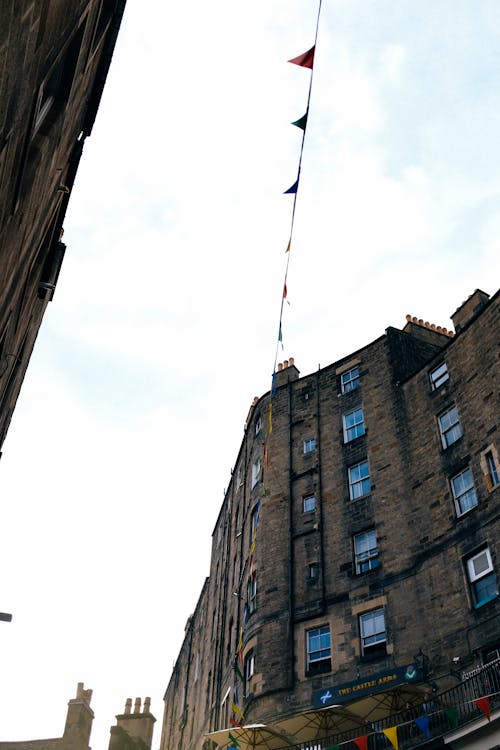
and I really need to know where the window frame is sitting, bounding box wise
[348,460,371,500]
[308,562,319,580]
[343,408,365,443]
[354,529,379,574]
[341,366,361,393]
[429,362,449,390]
[306,625,331,674]
[303,494,316,513]
[303,437,316,454]
[359,608,387,658]
[251,458,261,488]
[438,404,463,449]
[450,467,478,516]
[247,572,257,613]
[244,650,255,696]
[466,548,499,608]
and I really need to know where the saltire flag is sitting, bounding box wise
[474,697,491,721]
[414,716,430,739]
[284,179,298,194]
[228,733,241,748]
[353,736,368,750]
[271,371,277,395]
[288,45,315,69]
[383,726,398,750]
[445,706,458,729]
[292,111,308,130]
[268,402,273,434]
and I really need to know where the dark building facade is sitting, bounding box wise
[0,0,126,453]
[161,289,499,750]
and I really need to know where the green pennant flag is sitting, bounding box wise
[445,706,459,729]
[228,733,241,747]
[234,664,244,683]
[292,111,308,130]
[327,745,340,750]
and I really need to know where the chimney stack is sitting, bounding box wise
[109,697,156,750]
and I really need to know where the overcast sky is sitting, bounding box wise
[1,0,500,747]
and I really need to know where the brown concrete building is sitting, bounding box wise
[0,684,156,750]
[0,0,126,453]
[161,289,499,750]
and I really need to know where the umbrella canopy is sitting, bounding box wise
[206,723,296,750]
[275,686,427,743]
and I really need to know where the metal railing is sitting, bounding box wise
[293,658,500,750]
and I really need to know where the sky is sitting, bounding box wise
[1,0,500,747]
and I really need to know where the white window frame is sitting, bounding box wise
[343,408,365,442]
[451,468,478,516]
[255,415,262,436]
[354,529,379,574]
[359,608,387,656]
[306,626,331,670]
[486,450,500,488]
[438,405,462,448]
[303,437,316,454]
[348,460,371,500]
[303,494,316,513]
[430,362,449,390]
[341,366,361,393]
[251,458,261,488]
[466,548,499,608]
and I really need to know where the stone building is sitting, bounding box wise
[0,684,156,750]
[161,289,499,750]
[0,0,126,453]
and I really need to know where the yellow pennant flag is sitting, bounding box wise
[231,702,245,719]
[383,727,398,750]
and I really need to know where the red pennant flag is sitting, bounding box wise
[264,442,270,471]
[354,736,368,750]
[283,282,287,299]
[288,45,315,69]
[474,697,491,721]
[230,717,244,730]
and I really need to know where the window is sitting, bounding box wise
[359,609,387,657]
[466,548,499,608]
[484,450,499,489]
[343,408,365,442]
[250,501,260,547]
[244,650,255,695]
[438,405,462,448]
[341,366,361,393]
[251,458,261,488]
[247,573,257,613]
[255,415,262,436]
[303,494,316,513]
[308,562,319,580]
[304,437,316,454]
[349,460,371,500]
[451,468,478,516]
[306,626,331,675]
[354,530,379,574]
[430,362,449,390]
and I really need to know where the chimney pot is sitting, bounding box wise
[289,357,294,366]
[125,698,132,714]
[405,314,411,321]
[278,363,283,371]
[144,697,151,713]
[283,359,289,368]
[134,697,141,714]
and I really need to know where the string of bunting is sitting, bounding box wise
[229,2,323,735]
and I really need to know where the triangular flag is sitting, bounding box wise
[285,239,291,253]
[271,371,277,395]
[414,716,430,739]
[283,281,287,299]
[228,733,241,748]
[353,736,368,750]
[284,179,298,194]
[234,663,244,683]
[231,702,245,719]
[445,706,458,729]
[268,402,273,434]
[327,746,340,750]
[383,727,398,750]
[288,45,315,69]
[291,111,308,130]
[278,323,283,343]
[474,697,491,721]
[264,442,270,470]
[230,717,244,730]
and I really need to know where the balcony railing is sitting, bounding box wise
[292,658,500,750]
